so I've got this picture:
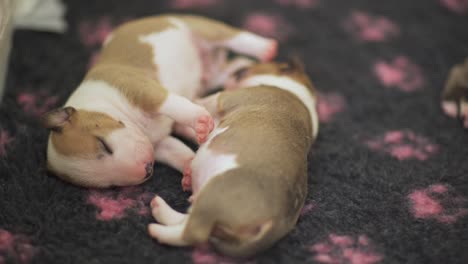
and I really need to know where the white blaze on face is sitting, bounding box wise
[106,125,155,180]
[240,75,319,138]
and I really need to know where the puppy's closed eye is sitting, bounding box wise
[96,136,113,155]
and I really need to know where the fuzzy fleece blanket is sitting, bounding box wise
[1,0,467,263]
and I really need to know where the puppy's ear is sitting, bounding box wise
[41,107,76,132]
[233,66,250,81]
[285,55,305,71]
[279,55,306,74]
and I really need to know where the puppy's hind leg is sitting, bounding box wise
[148,195,189,246]
[222,31,278,62]
[178,15,278,62]
[150,195,187,226]
[148,222,189,246]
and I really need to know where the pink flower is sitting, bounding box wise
[309,234,383,264]
[243,13,292,41]
[440,0,468,14]
[408,184,468,223]
[365,130,438,161]
[374,56,425,92]
[344,11,400,42]
[170,0,221,9]
[317,92,346,123]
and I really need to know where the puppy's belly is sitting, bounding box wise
[140,20,203,99]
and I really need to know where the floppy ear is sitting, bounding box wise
[279,55,306,73]
[285,55,305,71]
[232,66,250,81]
[41,107,76,132]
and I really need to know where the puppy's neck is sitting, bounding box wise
[241,75,319,138]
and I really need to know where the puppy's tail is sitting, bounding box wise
[183,212,275,258]
[182,207,216,245]
[210,220,275,258]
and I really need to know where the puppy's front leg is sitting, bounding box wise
[87,65,214,143]
[222,31,278,62]
[159,93,214,143]
[153,136,194,173]
[180,93,223,193]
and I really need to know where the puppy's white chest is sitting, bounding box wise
[191,126,238,193]
[139,21,202,99]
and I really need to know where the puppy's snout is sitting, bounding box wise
[145,162,154,179]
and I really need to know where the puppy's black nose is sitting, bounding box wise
[145,162,154,179]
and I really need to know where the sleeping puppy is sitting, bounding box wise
[147,59,319,258]
[41,14,278,187]
[442,57,468,128]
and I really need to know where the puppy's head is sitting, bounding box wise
[42,107,154,187]
[225,57,314,91]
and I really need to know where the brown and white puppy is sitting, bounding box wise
[441,57,468,128]
[41,14,278,187]
[147,59,319,258]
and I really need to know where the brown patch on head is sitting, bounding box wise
[48,109,124,158]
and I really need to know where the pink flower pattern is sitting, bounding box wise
[408,184,468,223]
[309,234,383,264]
[169,0,222,9]
[0,229,37,264]
[365,130,438,161]
[0,130,12,157]
[275,0,319,9]
[344,11,400,42]
[440,0,468,14]
[243,13,292,41]
[317,92,347,123]
[17,91,58,117]
[87,187,153,221]
[374,56,425,92]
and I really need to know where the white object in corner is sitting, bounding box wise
[0,0,67,103]
[0,0,14,103]
[14,0,68,33]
